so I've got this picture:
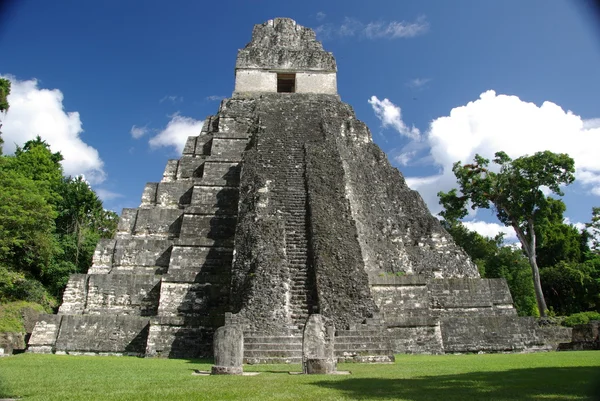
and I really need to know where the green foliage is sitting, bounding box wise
[535,198,585,267]
[562,311,600,327]
[541,258,600,315]
[443,221,538,316]
[0,301,47,333]
[0,78,9,113]
[0,160,58,275]
[0,267,56,310]
[0,77,10,155]
[0,138,117,305]
[439,150,576,316]
[587,207,600,253]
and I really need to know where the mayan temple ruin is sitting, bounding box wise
[29,18,568,362]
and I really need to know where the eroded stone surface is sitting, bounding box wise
[302,315,336,374]
[211,325,244,375]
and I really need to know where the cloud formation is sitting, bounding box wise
[1,75,106,183]
[159,95,183,103]
[316,16,428,40]
[369,96,421,139]
[148,114,203,153]
[373,90,600,239]
[407,78,431,89]
[130,125,148,139]
[206,95,226,102]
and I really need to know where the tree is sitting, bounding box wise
[438,151,575,317]
[442,220,538,316]
[534,198,585,268]
[587,207,600,254]
[0,77,11,155]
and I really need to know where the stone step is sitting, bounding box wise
[243,349,302,357]
[335,330,387,337]
[334,343,391,351]
[244,336,301,344]
[244,343,302,351]
[334,337,390,344]
[244,357,302,364]
[335,348,393,356]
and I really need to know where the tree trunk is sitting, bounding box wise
[526,220,548,317]
[511,219,548,317]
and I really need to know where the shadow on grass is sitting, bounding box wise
[311,367,600,401]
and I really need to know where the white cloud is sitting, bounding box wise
[369,96,420,139]
[316,12,326,22]
[563,217,586,232]
[159,95,183,103]
[148,114,203,153]
[315,16,428,40]
[206,95,225,102]
[407,78,431,89]
[1,75,106,183]
[462,220,518,242]
[365,17,429,39]
[95,188,123,202]
[130,125,148,139]
[379,91,600,214]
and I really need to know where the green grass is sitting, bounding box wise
[0,352,599,400]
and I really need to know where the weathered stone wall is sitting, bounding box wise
[441,316,543,353]
[235,18,336,72]
[322,114,478,279]
[54,315,150,355]
[305,140,377,328]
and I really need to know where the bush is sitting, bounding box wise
[562,311,600,327]
[0,300,47,332]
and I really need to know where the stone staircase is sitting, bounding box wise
[282,145,315,328]
[334,321,395,363]
[243,330,303,364]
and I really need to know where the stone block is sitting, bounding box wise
[202,162,241,187]
[0,332,26,354]
[58,274,88,314]
[177,156,205,180]
[132,209,183,238]
[162,159,179,182]
[441,316,543,353]
[429,279,494,310]
[302,315,336,374]
[167,245,233,280]
[210,138,248,161]
[88,239,117,273]
[182,136,198,155]
[211,325,244,375]
[179,215,236,246]
[141,183,158,206]
[145,322,213,358]
[84,274,161,316]
[27,314,63,353]
[155,182,194,207]
[55,315,150,355]
[190,186,239,211]
[111,239,174,271]
[116,208,138,238]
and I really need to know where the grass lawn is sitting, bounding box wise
[0,352,599,400]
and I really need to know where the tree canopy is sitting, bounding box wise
[0,138,117,310]
[438,150,575,317]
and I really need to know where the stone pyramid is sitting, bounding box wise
[29,18,568,361]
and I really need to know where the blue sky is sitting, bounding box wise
[1,0,599,240]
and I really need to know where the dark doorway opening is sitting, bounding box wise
[277,73,295,93]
